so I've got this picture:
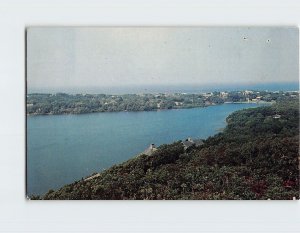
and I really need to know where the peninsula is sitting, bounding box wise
[27,90,298,115]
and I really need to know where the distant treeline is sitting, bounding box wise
[26,90,298,115]
[34,98,299,200]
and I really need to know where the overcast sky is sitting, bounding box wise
[27,27,298,93]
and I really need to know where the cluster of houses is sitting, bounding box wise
[181,137,204,150]
[141,137,204,156]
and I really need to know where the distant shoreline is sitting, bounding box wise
[26,90,288,116]
[27,82,299,95]
[26,104,211,116]
[26,101,270,116]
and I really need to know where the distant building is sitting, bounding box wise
[244,90,253,95]
[141,143,157,156]
[220,92,228,98]
[273,114,281,119]
[182,137,204,150]
[182,139,194,150]
[174,101,183,106]
[202,92,213,98]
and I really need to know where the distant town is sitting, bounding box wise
[27,90,299,115]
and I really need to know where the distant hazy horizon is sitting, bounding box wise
[27,27,299,93]
[27,81,299,95]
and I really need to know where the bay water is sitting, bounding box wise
[27,103,262,196]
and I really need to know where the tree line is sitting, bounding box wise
[27,90,297,115]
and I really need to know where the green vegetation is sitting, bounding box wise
[26,90,298,115]
[36,98,299,200]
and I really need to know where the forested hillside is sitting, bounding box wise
[36,99,299,200]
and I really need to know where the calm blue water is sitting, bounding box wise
[27,103,262,196]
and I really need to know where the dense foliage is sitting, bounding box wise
[26,90,297,115]
[34,99,299,200]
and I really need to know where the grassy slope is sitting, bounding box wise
[39,99,299,200]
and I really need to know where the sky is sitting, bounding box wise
[27,27,299,93]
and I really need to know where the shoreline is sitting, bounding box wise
[26,101,273,117]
